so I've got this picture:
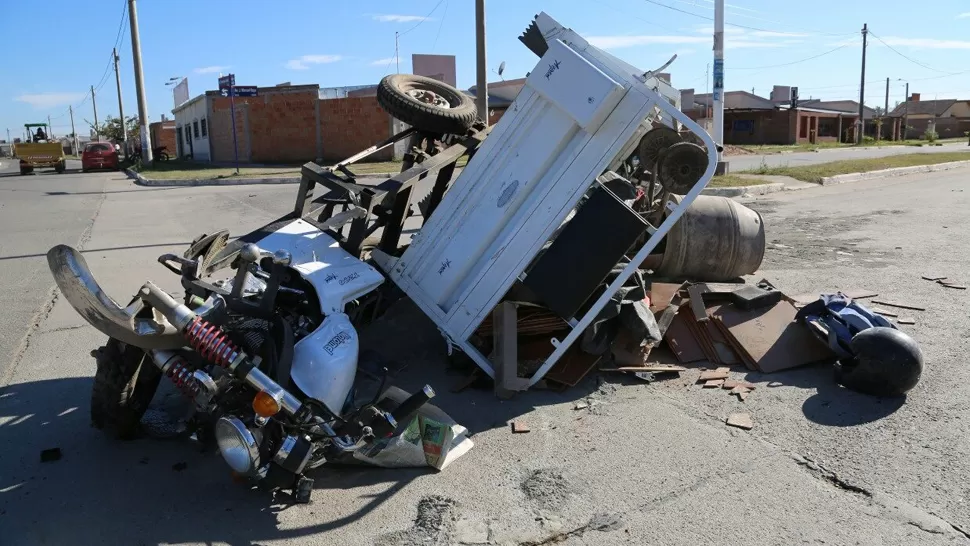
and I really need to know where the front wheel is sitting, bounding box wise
[157,152,170,161]
[91,338,163,440]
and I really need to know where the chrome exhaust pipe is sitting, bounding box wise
[46,244,185,350]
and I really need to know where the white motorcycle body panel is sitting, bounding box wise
[255,218,384,414]
[290,312,359,415]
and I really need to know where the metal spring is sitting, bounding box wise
[185,317,240,367]
[165,356,201,399]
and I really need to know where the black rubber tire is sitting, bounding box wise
[90,338,163,440]
[377,74,479,135]
[158,152,170,161]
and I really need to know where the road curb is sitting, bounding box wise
[820,160,970,185]
[123,168,400,187]
[702,182,786,198]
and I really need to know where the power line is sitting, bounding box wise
[733,42,855,70]
[432,0,449,52]
[399,0,446,37]
[641,0,852,37]
[868,31,955,75]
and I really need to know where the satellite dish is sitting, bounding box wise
[498,61,506,76]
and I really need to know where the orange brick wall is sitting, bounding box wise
[210,89,318,164]
[319,96,393,162]
[149,122,177,154]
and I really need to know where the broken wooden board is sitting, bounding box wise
[648,282,686,313]
[897,318,916,325]
[726,413,754,430]
[842,288,878,300]
[664,311,708,363]
[922,275,947,282]
[600,365,687,373]
[543,346,602,387]
[939,281,968,290]
[871,300,926,312]
[698,368,730,382]
[712,300,835,374]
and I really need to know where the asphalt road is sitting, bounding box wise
[727,141,970,170]
[1,166,969,545]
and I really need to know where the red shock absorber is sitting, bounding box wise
[164,354,201,399]
[184,317,240,368]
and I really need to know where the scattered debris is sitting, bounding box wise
[574,401,589,410]
[726,413,754,430]
[699,368,730,381]
[722,378,740,389]
[922,275,947,282]
[871,308,898,318]
[939,281,967,290]
[842,288,878,300]
[703,379,725,388]
[738,391,750,401]
[40,448,62,463]
[871,300,926,312]
[521,469,572,510]
[512,421,531,434]
[898,318,916,325]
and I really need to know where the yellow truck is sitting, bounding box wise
[14,123,66,175]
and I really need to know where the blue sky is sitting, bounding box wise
[3,0,970,141]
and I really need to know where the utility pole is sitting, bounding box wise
[91,85,100,141]
[128,0,153,163]
[48,115,53,139]
[395,32,400,74]
[69,105,79,155]
[857,23,868,144]
[883,77,889,140]
[712,0,726,172]
[113,47,128,159]
[475,0,489,127]
[903,82,909,141]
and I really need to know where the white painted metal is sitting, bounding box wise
[290,312,359,415]
[255,219,384,314]
[382,12,719,385]
[255,219,384,413]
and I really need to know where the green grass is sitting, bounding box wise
[132,156,471,180]
[739,151,970,184]
[738,137,965,155]
[708,174,774,187]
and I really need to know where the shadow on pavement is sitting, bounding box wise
[745,364,906,426]
[0,299,588,544]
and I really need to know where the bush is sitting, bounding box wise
[923,130,939,143]
[862,136,876,144]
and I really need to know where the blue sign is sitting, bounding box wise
[233,86,258,97]
[712,59,724,91]
[218,74,235,91]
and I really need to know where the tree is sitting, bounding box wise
[85,115,139,142]
[872,106,886,117]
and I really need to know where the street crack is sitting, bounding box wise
[793,454,872,497]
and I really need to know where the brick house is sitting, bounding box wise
[467,78,527,125]
[173,83,398,164]
[888,93,970,140]
[148,120,177,156]
[681,89,864,145]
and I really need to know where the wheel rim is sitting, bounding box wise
[406,88,452,108]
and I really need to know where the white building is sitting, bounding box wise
[172,94,211,161]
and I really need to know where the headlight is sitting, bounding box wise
[215,417,261,474]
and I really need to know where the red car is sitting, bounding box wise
[81,142,120,172]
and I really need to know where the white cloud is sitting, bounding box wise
[284,54,344,70]
[878,36,970,49]
[370,57,398,66]
[194,65,230,74]
[588,35,708,49]
[958,12,970,18]
[373,14,430,23]
[14,92,85,109]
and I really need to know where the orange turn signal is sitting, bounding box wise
[252,391,282,418]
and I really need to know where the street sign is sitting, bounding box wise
[233,86,258,97]
[218,86,257,98]
[218,74,235,91]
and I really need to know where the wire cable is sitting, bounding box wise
[733,42,855,70]
[399,0,446,37]
[641,0,853,37]
[869,31,956,75]
[431,0,449,52]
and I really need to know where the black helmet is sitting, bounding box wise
[835,327,924,397]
